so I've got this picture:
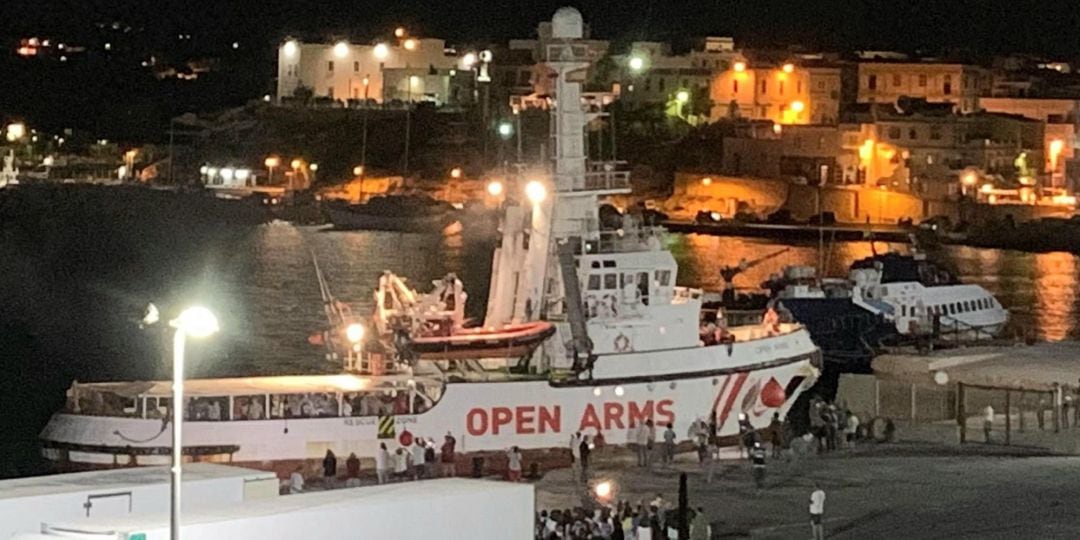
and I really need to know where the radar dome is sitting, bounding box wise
[551,7,584,39]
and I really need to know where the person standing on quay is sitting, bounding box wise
[375,442,391,484]
[345,452,361,487]
[983,404,995,443]
[570,431,583,479]
[440,432,457,477]
[768,413,784,458]
[750,442,767,488]
[702,437,719,484]
[662,423,676,465]
[579,435,592,483]
[809,484,826,540]
[288,465,305,494]
[322,449,337,487]
[635,422,650,467]
[411,438,427,480]
[644,420,656,469]
[507,446,523,482]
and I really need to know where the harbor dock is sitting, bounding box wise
[662,220,913,243]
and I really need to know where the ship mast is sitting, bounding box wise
[483,7,630,334]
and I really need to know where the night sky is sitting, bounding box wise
[4,0,1080,57]
[3,0,1080,139]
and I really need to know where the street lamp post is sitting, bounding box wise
[168,306,219,540]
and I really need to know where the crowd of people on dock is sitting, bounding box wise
[535,497,712,540]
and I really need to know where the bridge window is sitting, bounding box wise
[604,273,618,289]
[587,274,601,290]
[656,270,672,286]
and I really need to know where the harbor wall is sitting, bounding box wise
[665,173,1074,225]
[41,479,533,540]
[0,464,277,540]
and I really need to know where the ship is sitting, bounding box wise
[38,8,820,473]
[772,250,1008,370]
[324,195,459,233]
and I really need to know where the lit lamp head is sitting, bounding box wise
[282,40,299,58]
[171,306,219,338]
[790,100,805,113]
[291,158,303,170]
[310,163,319,172]
[265,156,280,169]
[394,27,407,39]
[345,323,365,343]
[450,167,462,179]
[593,480,615,501]
[733,61,747,73]
[461,52,477,69]
[782,62,795,74]
[486,180,504,197]
[220,168,234,181]
[5,122,26,143]
[403,38,418,51]
[497,121,514,139]
[525,180,547,204]
[373,43,390,60]
[334,41,350,58]
[628,56,645,73]
[675,90,690,104]
[353,165,364,176]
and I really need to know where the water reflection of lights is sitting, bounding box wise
[673,234,884,291]
[1033,252,1076,341]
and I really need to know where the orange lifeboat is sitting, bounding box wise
[410,321,556,360]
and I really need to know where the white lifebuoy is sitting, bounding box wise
[614,333,631,352]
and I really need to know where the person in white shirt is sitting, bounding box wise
[507,446,523,482]
[983,404,994,443]
[570,431,582,479]
[375,442,391,484]
[809,484,826,540]
[394,447,410,481]
[288,465,304,494]
[411,439,427,480]
[845,411,860,449]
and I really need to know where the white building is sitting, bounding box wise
[276,38,461,105]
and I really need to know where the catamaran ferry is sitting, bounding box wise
[39,7,820,472]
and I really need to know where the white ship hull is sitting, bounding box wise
[40,330,818,469]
